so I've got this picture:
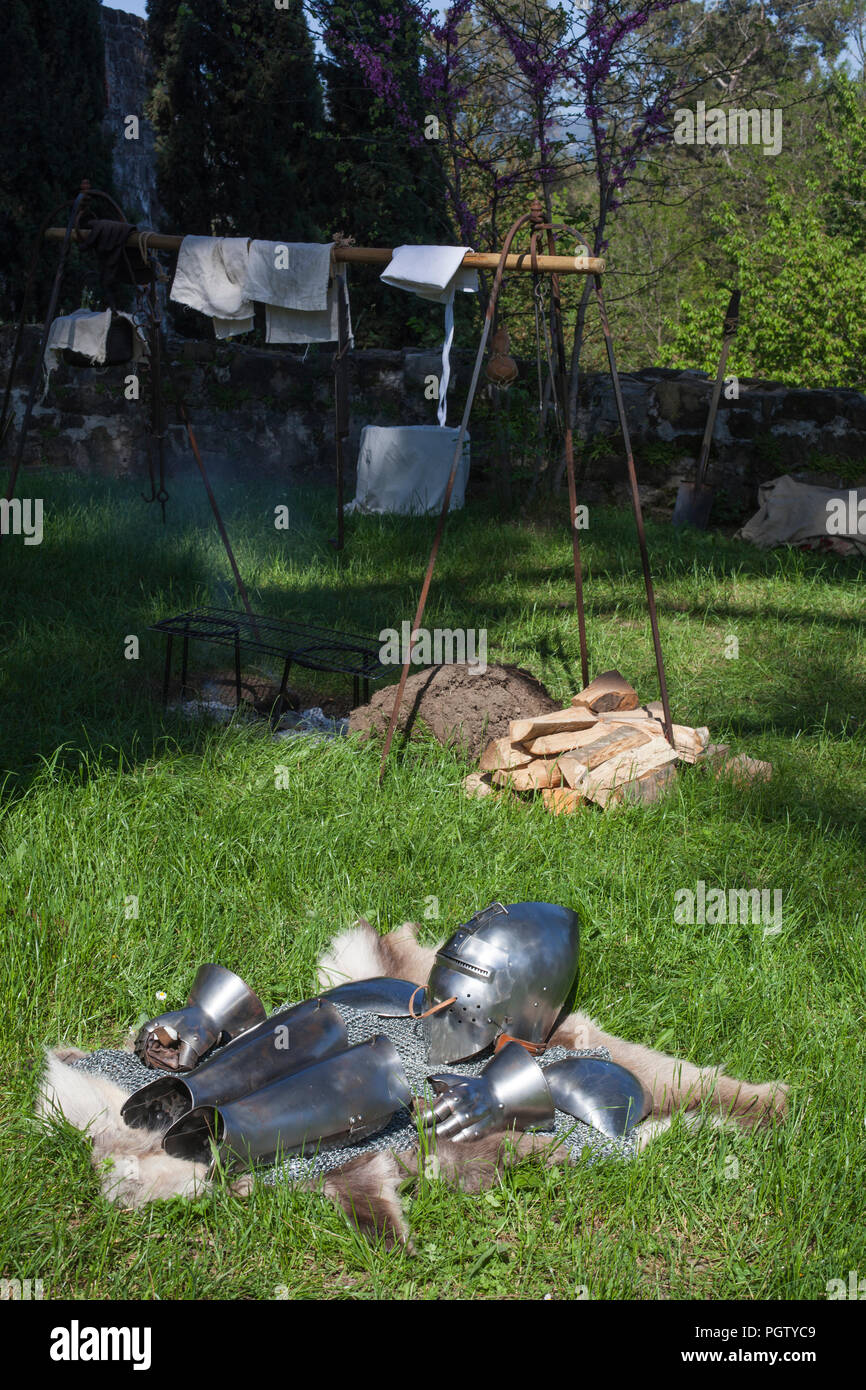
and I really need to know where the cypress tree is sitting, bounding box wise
[318,1,450,247]
[148,0,328,240]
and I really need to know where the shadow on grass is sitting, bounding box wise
[0,473,863,844]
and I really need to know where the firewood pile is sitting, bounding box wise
[464,669,771,813]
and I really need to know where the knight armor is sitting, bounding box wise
[134,963,266,1071]
[120,901,646,1176]
[122,998,349,1132]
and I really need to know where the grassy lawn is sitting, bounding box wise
[0,467,864,1300]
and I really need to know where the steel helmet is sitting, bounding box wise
[422,901,580,1065]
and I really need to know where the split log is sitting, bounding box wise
[556,755,592,790]
[479,737,533,773]
[592,714,709,761]
[509,707,597,744]
[570,669,639,713]
[714,753,772,785]
[523,722,616,758]
[463,772,495,799]
[492,759,563,791]
[597,703,665,724]
[541,787,585,815]
[609,760,678,807]
[673,725,710,764]
[566,723,652,772]
[582,736,678,808]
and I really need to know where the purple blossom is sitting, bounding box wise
[314,1,687,252]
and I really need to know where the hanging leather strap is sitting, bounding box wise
[408,987,457,1020]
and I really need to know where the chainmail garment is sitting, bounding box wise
[71,1004,639,1185]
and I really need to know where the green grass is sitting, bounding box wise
[0,468,864,1300]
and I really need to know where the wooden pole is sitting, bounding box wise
[43,227,605,276]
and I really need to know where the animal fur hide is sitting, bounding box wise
[36,920,787,1248]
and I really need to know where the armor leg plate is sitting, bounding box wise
[162,1036,412,1174]
[121,998,348,1131]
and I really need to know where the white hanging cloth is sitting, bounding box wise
[345,425,471,516]
[42,308,146,397]
[380,246,478,425]
[169,236,254,338]
[243,240,352,345]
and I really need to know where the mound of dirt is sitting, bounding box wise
[348,663,559,760]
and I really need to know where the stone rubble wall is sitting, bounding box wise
[2,328,864,519]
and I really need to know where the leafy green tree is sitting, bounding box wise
[148,0,328,239]
[821,73,866,252]
[314,1,450,247]
[311,2,454,344]
[658,183,866,387]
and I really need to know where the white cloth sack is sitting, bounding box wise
[42,309,145,395]
[44,309,111,377]
[380,246,478,425]
[736,473,866,554]
[346,425,471,516]
[170,236,253,338]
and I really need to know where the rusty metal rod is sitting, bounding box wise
[530,205,590,688]
[330,272,350,552]
[592,274,674,747]
[377,209,537,782]
[44,227,604,276]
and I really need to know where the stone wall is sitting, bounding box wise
[3,327,865,519]
[574,367,866,518]
[101,7,163,228]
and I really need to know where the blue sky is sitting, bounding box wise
[106,2,861,71]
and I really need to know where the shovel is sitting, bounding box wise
[672,289,741,528]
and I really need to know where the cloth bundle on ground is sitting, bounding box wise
[345,425,471,517]
[36,920,787,1248]
[380,245,478,427]
[42,309,146,395]
[737,473,866,555]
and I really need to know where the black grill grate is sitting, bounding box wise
[151,605,393,718]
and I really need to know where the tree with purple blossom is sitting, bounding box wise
[312,2,690,423]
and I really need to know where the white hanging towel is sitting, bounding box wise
[263,282,353,346]
[170,236,254,338]
[380,246,478,426]
[243,240,351,345]
[345,425,471,516]
[243,240,332,309]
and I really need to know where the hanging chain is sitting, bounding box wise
[135,273,169,522]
